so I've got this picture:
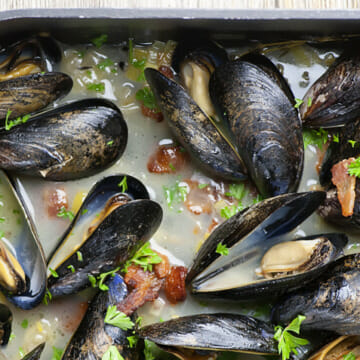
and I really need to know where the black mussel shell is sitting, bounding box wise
[145,68,247,181]
[210,56,303,197]
[300,48,360,128]
[62,274,142,359]
[21,343,45,360]
[0,303,11,346]
[189,192,331,301]
[0,98,128,181]
[272,253,360,335]
[139,313,277,355]
[0,72,72,121]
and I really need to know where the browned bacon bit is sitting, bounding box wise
[45,188,69,217]
[147,145,188,173]
[154,252,170,279]
[207,218,219,233]
[120,265,163,316]
[140,104,163,122]
[159,65,174,79]
[164,266,188,305]
[331,158,357,217]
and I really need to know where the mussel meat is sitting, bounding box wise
[62,273,142,359]
[47,175,162,297]
[272,253,360,335]
[0,98,128,181]
[187,191,346,301]
[0,303,11,346]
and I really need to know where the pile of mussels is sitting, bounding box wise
[1,34,360,360]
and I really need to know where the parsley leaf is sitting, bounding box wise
[104,305,134,330]
[43,288,52,305]
[88,274,97,287]
[91,34,108,48]
[87,82,105,92]
[128,38,147,82]
[135,87,160,111]
[49,267,59,278]
[303,128,329,150]
[307,97,312,107]
[344,352,356,360]
[123,243,162,273]
[67,264,75,273]
[77,251,83,262]
[163,179,188,209]
[118,176,128,193]
[97,58,115,71]
[98,267,120,291]
[216,243,229,256]
[294,98,304,108]
[102,345,124,360]
[225,183,247,201]
[144,340,156,360]
[5,110,31,131]
[349,140,357,148]
[57,207,75,221]
[127,335,138,348]
[333,133,339,143]
[198,183,209,189]
[21,319,28,329]
[51,346,63,360]
[348,157,360,178]
[274,315,309,360]
[220,204,243,219]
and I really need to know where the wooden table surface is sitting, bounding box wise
[1,0,359,11]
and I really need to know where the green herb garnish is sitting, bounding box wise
[88,274,97,287]
[333,133,339,143]
[225,183,247,201]
[135,87,160,111]
[220,204,243,219]
[102,345,124,360]
[163,179,188,209]
[144,340,156,360]
[307,97,312,107]
[348,157,360,178]
[19,347,25,357]
[123,243,162,273]
[274,315,309,360]
[118,176,128,193]
[87,82,105,92]
[49,267,59,278]
[294,98,304,108]
[349,140,357,148]
[81,209,88,215]
[97,58,115,71]
[57,207,75,221]
[344,352,356,360]
[128,38,147,82]
[67,265,75,273]
[51,346,63,360]
[127,335,138,348]
[169,163,176,171]
[91,34,108,48]
[107,140,114,146]
[253,194,264,204]
[198,183,209,189]
[77,251,83,262]
[216,243,229,256]
[97,267,120,291]
[21,319,28,329]
[104,305,134,330]
[303,128,329,150]
[5,110,30,131]
[43,288,52,305]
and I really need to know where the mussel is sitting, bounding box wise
[47,175,162,297]
[138,313,277,356]
[0,98,128,181]
[272,253,360,335]
[0,170,46,309]
[62,273,142,359]
[0,303,11,346]
[300,46,360,128]
[20,343,45,360]
[187,191,346,301]
[146,46,303,197]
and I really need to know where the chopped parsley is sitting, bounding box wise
[163,179,188,209]
[198,183,209,189]
[104,305,134,330]
[344,352,356,360]
[51,346,63,360]
[135,87,160,111]
[348,157,360,178]
[87,82,105,92]
[128,38,147,82]
[274,315,309,360]
[76,50,85,58]
[169,163,176,171]
[19,347,25,357]
[97,58,115,71]
[49,267,59,278]
[144,340,156,360]
[294,98,304,109]
[107,140,114,146]
[43,288,52,305]
[67,265,75,273]
[81,208,88,215]
[91,34,108,48]
[5,110,31,131]
[225,183,247,201]
[307,97,312,107]
[349,140,357,148]
[77,251,83,262]
[127,335,138,348]
[216,243,229,256]
[88,274,97,287]
[102,345,124,360]
[303,128,329,150]
[0,217,5,223]
[123,243,162,273]
[253,194,264,204]
[220,204,243,219]
[57,207,75,221]
[87,267,120,291]
[118,176,128,193]
[21,319,28,329]
[333,133,340,143]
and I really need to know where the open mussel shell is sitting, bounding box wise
[272,253,360,335]
[0,72,73,121]
[188,191,328,300]
[139,313,277,355]
[20,343,45,360]
[210,56,303,197]
[145,67,247,181]
[0,171,46,309]
[0,303,12,346]
[47,175,162,297]
[300,47,360,128]
[0,98,128,181]
[62,273,142,359]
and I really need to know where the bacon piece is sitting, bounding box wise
[147,145,187,174]
[120,265,163,316]
[164,266,187,304]
[331,158,357,217]
[44,188,68,217]
[140,104,163,122]
[154,252,170,279]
